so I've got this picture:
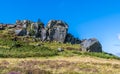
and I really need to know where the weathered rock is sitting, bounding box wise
[15,29,27,36]
[15,20,30,36]
[7,24,16,29]
[0,25,4,30]
[30,21,44,38]
[22,20,28,29]
[5,19,81,44]
[16,20,28,28]
[15,19,81,44]
[64,33,73,43]
[31,23,38,32]
[16,20,22,25]
[46,20,68,43]
[75,38,81,44]
[41,28,46,41]
[80,38,102,52]
[65,33,81,44]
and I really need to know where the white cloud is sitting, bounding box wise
[118,34,120,40]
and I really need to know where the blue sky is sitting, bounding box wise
[0,0,120,56]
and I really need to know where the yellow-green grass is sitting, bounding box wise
[0,56,120,74]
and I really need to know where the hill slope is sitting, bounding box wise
[0,29,120,74]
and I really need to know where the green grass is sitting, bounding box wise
[0,37,58,58]
[0,46,58,58]
[72,51,120,60]
[0,30,119,59]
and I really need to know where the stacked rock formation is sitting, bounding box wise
[14,20,79,43]
[1,19,102,52]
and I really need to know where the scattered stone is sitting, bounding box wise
[35,43,42,46]
[58,48,64,52]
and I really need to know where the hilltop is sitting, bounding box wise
[0,19,120,74]
[0,19,81,44]
[0,19,102,53]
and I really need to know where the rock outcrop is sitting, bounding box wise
[0,19,103,52]
[65,33,81,44]
[0,25,4,30]
[15,20,29,36]
[80,38,102,52]
[41,28,46,41]
[46,20,68,43]
[1,19,102,49]
[12,19,82,44]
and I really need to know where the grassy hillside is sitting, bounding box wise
[0,30,120,74]
[0,34,119,59]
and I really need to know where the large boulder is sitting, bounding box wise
[16,20,28,29]
[15,29,27,36]
[80,38,102,52]
[46,20,68,43]
[15,20,30,36]
[0,25,4,30]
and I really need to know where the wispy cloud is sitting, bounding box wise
[114,44,120,46]
[113,34,120,47]
[117,34,120,40]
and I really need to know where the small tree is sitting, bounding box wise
[29,29,35,36]
[37,18,44,29]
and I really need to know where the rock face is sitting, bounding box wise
[46,20,68,43]
[65,33,81,44]
[17,29,27,36]
[41,28,46,41]
[80,38,102,52]
[0,19,103,53]
[15,20,29,36]
[5,19,82,44]
[0,25,4,30]
[13,19,81,44]
[30,23,39,37]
